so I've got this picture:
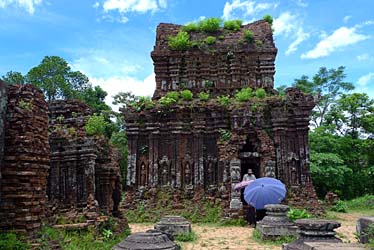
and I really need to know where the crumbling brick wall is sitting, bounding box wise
[48,100,122,216]
[0,83,50,235]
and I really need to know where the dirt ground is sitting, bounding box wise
[129,212,369,250]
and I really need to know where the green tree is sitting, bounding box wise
[27,56,91,101]
[294,66,354,128]
[325,93,374,138]
[80,85,110,114]
[1,71,27,84]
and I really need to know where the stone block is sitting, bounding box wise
[304,242,368,250]
[356,216,374,244]
[155,216,191,236]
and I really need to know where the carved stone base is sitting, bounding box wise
[113,230,180,250]
[155,216,191,236]
[257,204,297,239]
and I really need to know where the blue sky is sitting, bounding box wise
[0,0,373,107]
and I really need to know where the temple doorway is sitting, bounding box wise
[239,135,261,202]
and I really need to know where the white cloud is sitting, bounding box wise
[343,15,351,23]
[357,53,370,61]
[102,0,164,13]
[93,2,100,8]
[222,0,277,20]
[293,0,307,7]
[273,12,309,55]
[70,49,141,78]
[285,28,310,55]
[301,26,369,59]
[90,74,155,111]
[0,0,42,14]
[357,73,374,86]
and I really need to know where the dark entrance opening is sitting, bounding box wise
[239,135,262,224]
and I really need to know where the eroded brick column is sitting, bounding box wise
[0,84,50,236]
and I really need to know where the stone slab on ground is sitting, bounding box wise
[304,242,368,250]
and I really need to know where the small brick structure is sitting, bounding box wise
[0,83,50,236]
[113,230,180,250]
[256,204,298,239]
[155,216,191,236]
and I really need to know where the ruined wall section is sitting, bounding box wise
[48,100,122,215]
[151,20,277,98]
[0,84,50,235]
[0,81,8,205]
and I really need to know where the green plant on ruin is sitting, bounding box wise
[263,14,274,25]
[168,31,192,51]
[139,145,148,155]
[204,80,214,88]
[131,96,155,112]
[56,115,65,123]
[252,228,296,246]
[85,114,108,136]
[158,96,177,107]
[218,128,232,142]
[179,81,187,89]
[218,35,225,40]
[181,22,199,32]
[71,111,78,118]
[235,87,253,102]
[165,91,180,101]
[68,127,76,137]
[251,104,258,113]
[180,89,193,101]
[255,39,264,48]
[198,91,210,102]
[223,20,242,31]
[204,36,216,45]
[255,88,266,99]
[217,95,231,106]
[18,100,32,110]
[244,30,254,42]
[197,17,222,33]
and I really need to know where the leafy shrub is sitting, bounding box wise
[217,95,231,106]
[255,40,264,48]
[224,20,242,31]
[0,233,29,250]
[330,200,347,213]
[175,231,197,242]
[235,87,253,102]
[255,88,266,98]
[198,18,222,32]
[204,36,216,45]
[85,114,108,136]
[204,80,214,88]
[218,128,232,142]
[166,91,180,101]
[198,91,210,101]
[182,22,199,32]
[263,14,273,25]
[168,31,191,51]
[244,30,254,42]
[180,89,193,101]
[131,96,155,111]
[287,208,312,222]
[158,96,177,107]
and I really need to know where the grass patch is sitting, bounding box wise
[0,233,30,250]
[345,194,374,213]
[175,230,197,242]
[252,229,296,246]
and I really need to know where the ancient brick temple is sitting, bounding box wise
[124,20,319,214]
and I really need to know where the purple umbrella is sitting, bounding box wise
[244,177,286,210]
